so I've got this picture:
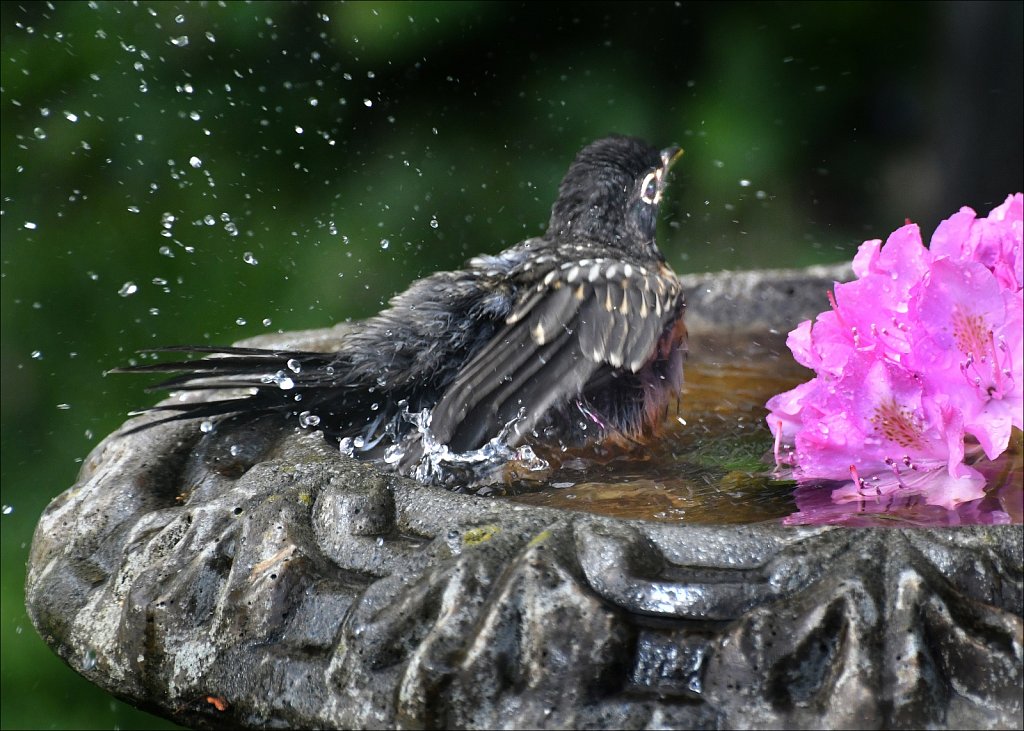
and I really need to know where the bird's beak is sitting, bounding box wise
[660,146,684,171]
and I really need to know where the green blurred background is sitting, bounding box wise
[2,1,1021,728]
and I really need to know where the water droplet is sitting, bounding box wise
[294,125,304,134]
[242,251,258,265]
[33,127,46,139]
[262,318,272,327]
[380,238,390,250]
[118,281,138,297]
[739,179,751,187]
[57,403,71,410]
[127,206,140,214]
[82,648,97,671]
[64,111,78,123]
[170,35,189,47]
[235,317,246,326]
[189,156,202,168]
[363,98,373,107]
[200,420,214,433]
[23,221,37,230]
[286,358,302,373]
[429,217,439,229]
[31,350,42,360]
[299,411,320,428]
[2,505,13,515]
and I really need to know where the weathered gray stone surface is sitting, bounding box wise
[26,264,1023,729]
[679,262,854,337]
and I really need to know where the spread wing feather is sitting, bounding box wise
[430,259,681,452]
[445,329,581,452]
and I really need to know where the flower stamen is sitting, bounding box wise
[883,456,911,490]
[958,327,1013,401]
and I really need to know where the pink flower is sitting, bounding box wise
[911,259,1023,458]
[769,355,986,508]
[785,223,935,380]
[931,193,1023,291]
[768,193,1023,512]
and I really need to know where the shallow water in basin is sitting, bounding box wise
[503,334,1023,527]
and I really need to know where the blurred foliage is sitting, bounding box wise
[1,1,1021,728]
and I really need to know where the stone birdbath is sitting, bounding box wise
[25,263,1023,729]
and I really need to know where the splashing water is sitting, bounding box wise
[333,402,550,486]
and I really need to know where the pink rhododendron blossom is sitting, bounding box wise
[931,193,1023,291]
[911,259,1022,458]
[769,193,1023,510]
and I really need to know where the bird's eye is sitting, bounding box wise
[640,171,659,205]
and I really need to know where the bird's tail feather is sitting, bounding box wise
[112,346,352,434]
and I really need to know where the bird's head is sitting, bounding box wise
[546,135,682,260]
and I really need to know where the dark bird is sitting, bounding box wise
[115,135,687,484]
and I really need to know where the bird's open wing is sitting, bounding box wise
[428,258,682,452]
